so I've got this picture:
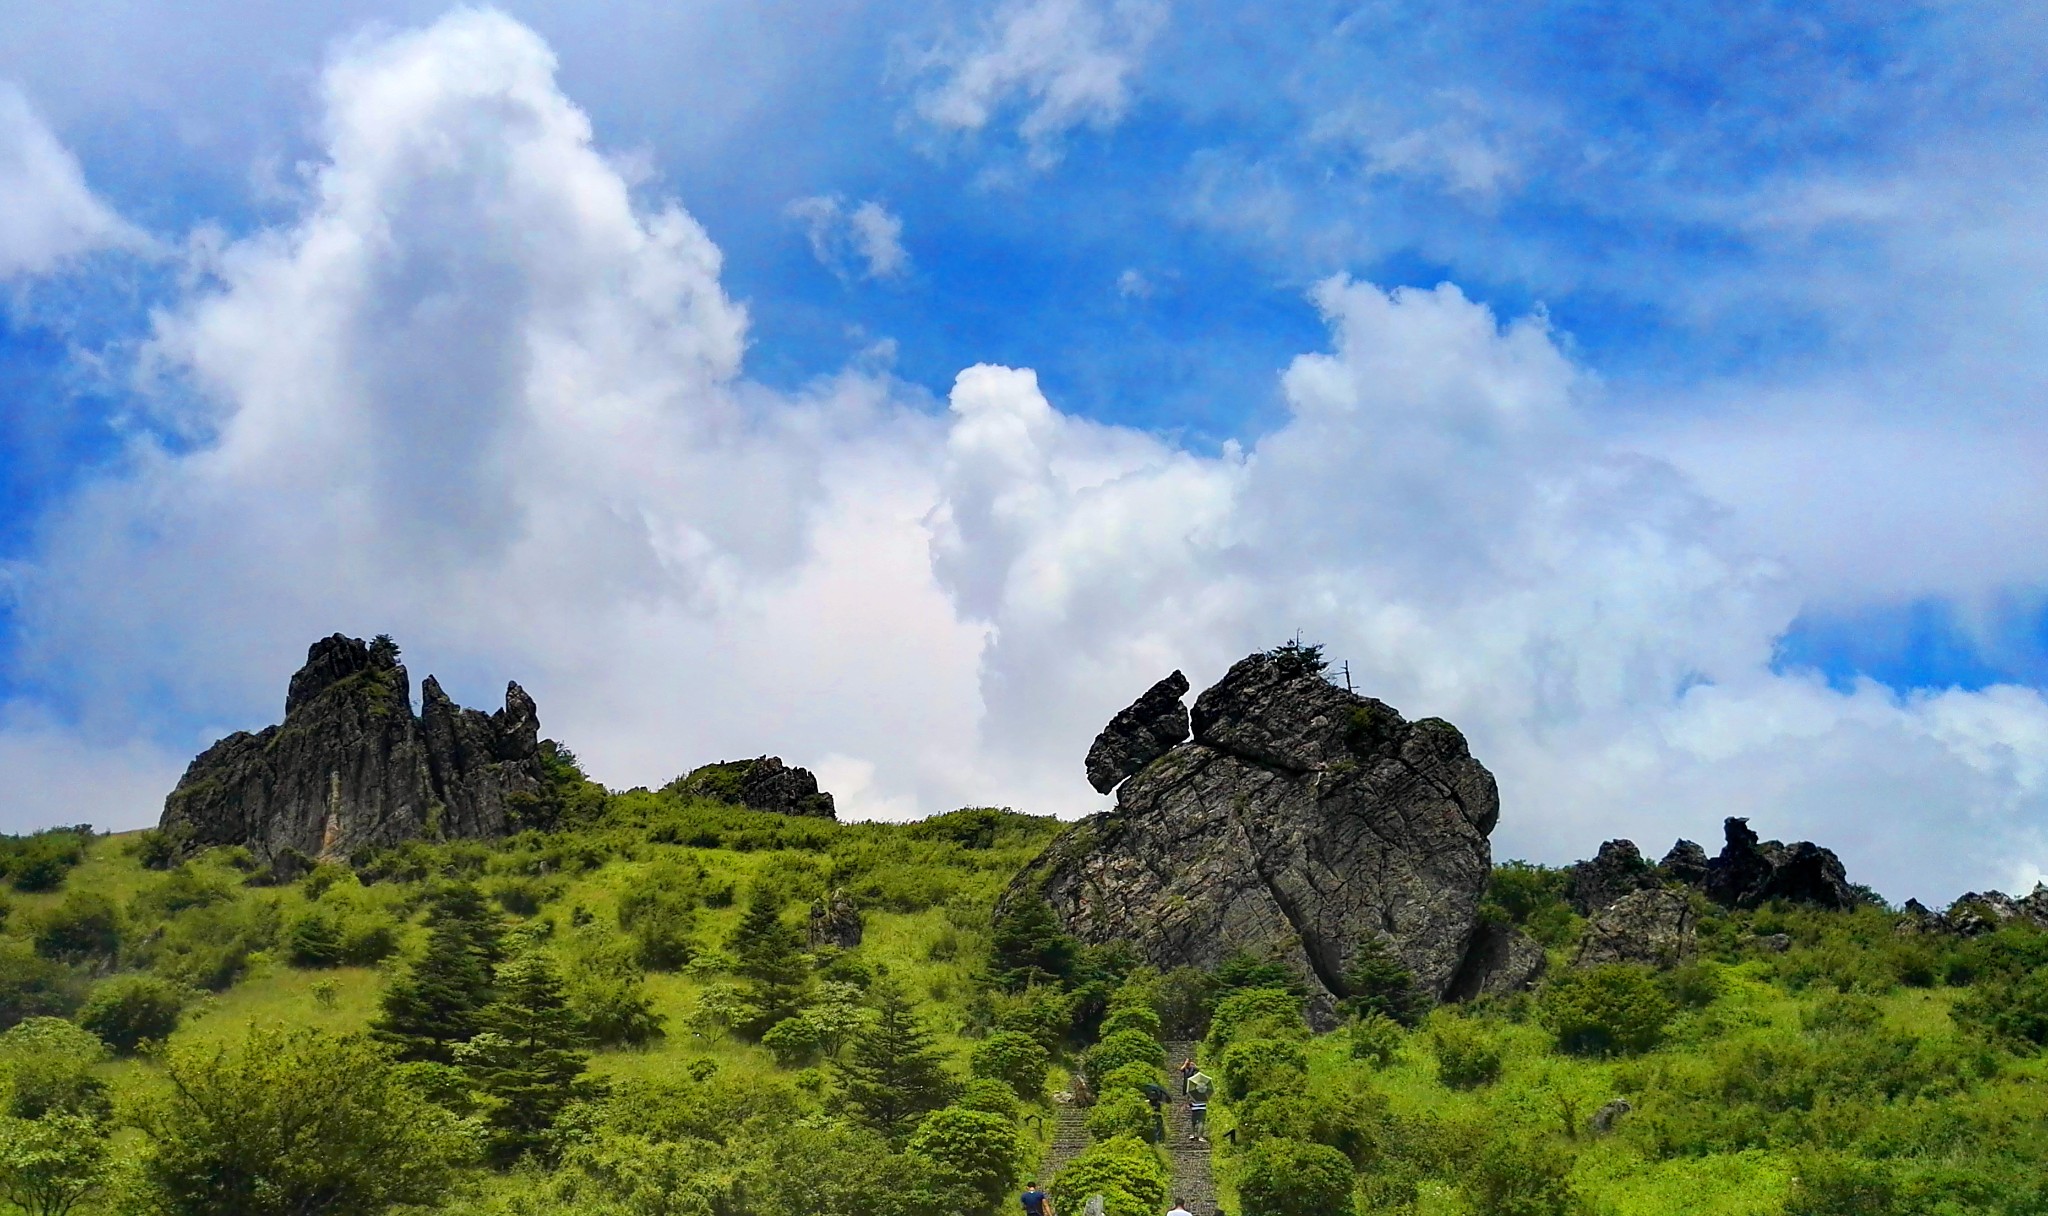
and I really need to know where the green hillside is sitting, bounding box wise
[2,790,2047,1216]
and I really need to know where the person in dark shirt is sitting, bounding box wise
[1020,1181,1052,1216]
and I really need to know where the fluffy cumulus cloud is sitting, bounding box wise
[914,0,1167,164]
[787,194,910,281]
[6,9,2048,903]
[0,81,141,276]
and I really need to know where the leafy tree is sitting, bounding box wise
[0,1019,110,1120]
[135,1025,472,1216]
[0,1112,114,1216]
[727,891,812,1036]
[1238,1137,1357,1216]
[1340,936,1427,1026]
[969,1030,1050,1098]
[834,976,959,1141]
[1540,964,1678,1057]
[31,892,121,970]
[458,952,602,1164]
[372,913,497,1063]
[78,976,184,1055]
[987,898,1077,991]
[905,1106,1020,1213]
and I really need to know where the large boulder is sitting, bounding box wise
[160,634,552,860]
[1575,889,1697,968]
[1444,920,1548,1001]
[1701,818,1857,910]
[1010,651,1502,1026]
[1565,840,1660,915]
[672,757,837,819]
[1084,670,1191,794]
[1658,839,1710,887]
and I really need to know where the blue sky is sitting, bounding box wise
[1,0,2045,900]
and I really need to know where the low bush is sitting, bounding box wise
[1086,1087,1158,1142]
[1207,986,1308,1055]
[33,891,123,969]
[1540,964,1676,1057]
[1430,1017,1504,1089]
[1050,1136,1168,1216]
[79,975,185,1054]
[1084,1028,1166,1091]
[1220,1037,1311,1100]
[1237,1137,1357,1216]
[969,1030,1050,1099]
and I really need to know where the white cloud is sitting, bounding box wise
[1115,267,1151,298]
[0,81,142,276]
[915,0,1167,166]
[788,194,910,281]
[6,10,2048,906]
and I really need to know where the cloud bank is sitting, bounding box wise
[5,10,2047,903]
[0,81,141,277]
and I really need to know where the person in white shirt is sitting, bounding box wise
[1166,1201,1193,1216]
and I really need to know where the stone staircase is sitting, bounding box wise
[1043,1099,1092,1184]
[1163,1041,1219,1215]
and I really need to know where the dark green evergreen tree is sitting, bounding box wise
[371,919,495,1063]
[834,975,959,1142]
[285,912,342,968]
[988,898,1077,992]
[1340,936,1426,1026]
[727,891,811,1036]
[459,952,601,1165]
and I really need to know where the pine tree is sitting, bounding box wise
[1340,935,1426,1026]
[727,891,811,1036]
[286,912,342,968]
[834,975,959,1142]
[988,898,1077,992]
[371,918,495,1063]
[459,952,600,1165]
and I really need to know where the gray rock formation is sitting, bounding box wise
[1575,889,1697,968]
[672,757,836,819]
[1084,671,1192,794]
[1897,887,2048,936]
[1658,839,1710,887]
[808,891,864,949]
[1702,818,1856,909]
[1445,920,1548,1001]
[1566,840,1660,915]
[1010,651,1502,1026]
[159,634,552,861]
[1588,1099,1633,1135]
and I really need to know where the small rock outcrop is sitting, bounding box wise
[1589,1099,1633,1135]
[1575,889,1697,968]
[160,634,552,861]
[1658,839,1710,886]
[1566,840,1661,915]
[1908,887,2048,936]
[1445,920,1548,1001]
[671,757,837,819]
[808,891,864,949]
[1011,651,1503,1026]
[1702,818,1856,909]
[1084,670,1192,794]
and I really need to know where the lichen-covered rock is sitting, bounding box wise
[1658,839,1710,887]
[672,756,836,819]
[1566,840,1660,914]
[808,891,864,949]
[1444,920,1548,1001]
[159,634,553,860]
[1084,671,1191,794]
[1575,889,1697,968]
[1011,651,1500,1027]
[1701,818,1857,910]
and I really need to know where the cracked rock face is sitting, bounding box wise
[1566,840,1661,915]
[159,634,548,860]
[1012,651,1500,1025]
[1084,670,1191,794]
[1575,889,1697,968]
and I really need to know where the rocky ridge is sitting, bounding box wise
[1012,650,1521,1026]
[160,635,554,863]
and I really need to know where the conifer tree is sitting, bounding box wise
[834,975,959,1142]
[988,898,1077,991]
[727,891,811,1036]
[371,895,500,1063]
[458,952,600,1165]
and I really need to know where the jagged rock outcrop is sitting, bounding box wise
[1445,920,1548,1001]
[1010,652,1503,1026]
[808,891,864,949]
[1702,818,1856,909]
[1575,889,1697,968]
[1084,671,1192,794]
[1658,839,1710,887]
[1566,840,1661,915]
[1902,887,2048,936]
[159,635,551,861]
[672,757,836,819]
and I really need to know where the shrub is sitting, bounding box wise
[1540,965,1677,1057]
[1468,1131,1580,1216]
[1349,1013,1403,1067]
[762,1015,826,1067]
[1098,1004,1163,1041]
[1207,987,1307,1054]
[0,1017,111,1120]
[955,1077,1021,1121]
[1953,969,2048,1051]
[1220,1037,1310,1100]
[78,976,185,1054]
[1341,936,1427,1025]
[969,1030,1050,1099]
[1238,1137,1356,1216]
[1050,1136,1168,1216]
[1086,1088,1157,1142]
[905,1106,1021,1209]
[1430,1017,1503,1089]
[32,892,122,969]
[1784,1153,1901,1216]
[285,911,344,968]
[0,942,85,1031]
[338,913,400,965]
[0,830,88,893]
[1084,1029,1166,1091]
